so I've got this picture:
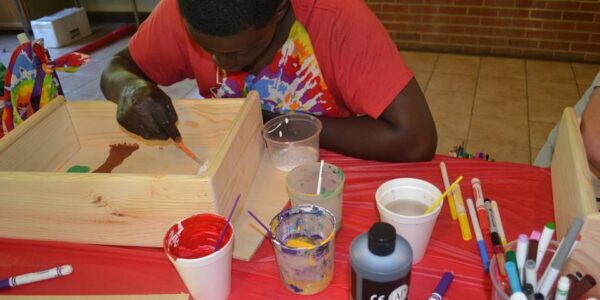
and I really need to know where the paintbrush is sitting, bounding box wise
[175,140,203,164]
[161,122,207,173]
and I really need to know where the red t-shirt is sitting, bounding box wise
[129,0,413,119]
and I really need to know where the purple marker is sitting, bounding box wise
[428,272,454,300]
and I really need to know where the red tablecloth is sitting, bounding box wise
[0,152,554,299]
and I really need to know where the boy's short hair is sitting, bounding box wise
[178,0,282,37]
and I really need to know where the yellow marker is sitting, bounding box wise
[440,162,458,220]
[424,176,463,215]
[452,184,472,241]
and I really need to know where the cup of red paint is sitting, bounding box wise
[164,214,234,300]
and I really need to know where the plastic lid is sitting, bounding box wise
[368,222,396,256]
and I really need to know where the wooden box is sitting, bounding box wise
[0,92,264,249]
[551,107,600,297]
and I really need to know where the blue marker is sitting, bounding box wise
[428,272,454,300]
[466,198,489,272]
[505,261,522,293]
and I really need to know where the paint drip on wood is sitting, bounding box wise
[93,143,140,173]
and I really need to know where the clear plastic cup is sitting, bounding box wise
[262,114,322,172]
[286,162,345,231]
[375,178,442,263]
[490,240,559,300]
[269,204,336,295]
[163,214,234,300]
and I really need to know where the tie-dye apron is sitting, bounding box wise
[216,21,350,118]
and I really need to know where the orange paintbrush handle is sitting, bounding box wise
[176,141,202,164]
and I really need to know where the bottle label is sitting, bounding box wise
[350,267,410,300]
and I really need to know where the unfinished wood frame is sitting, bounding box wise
[551,107,600,296]
[0,92,263,252]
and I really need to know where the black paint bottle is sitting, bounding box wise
[349,222,413,300]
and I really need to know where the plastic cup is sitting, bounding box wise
[269,204,336,295]
[490,240,559,300]
[163,214,234,300]
[286,162,345,231]
[262,114,322,172]
[375,178,442,263]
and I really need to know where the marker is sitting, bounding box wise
[471,178,490,235]
[515,234,529,285]
[440,162,458,220]
[554,276,570,300]
[491,201,507,246]
[0,265,73,289]
[505,261,522,293]
[527,231,540,263]
[491,232,506,277]
[536,222,555,270]
[567,235,580,257]
[510,292,527,300]
[466,198,489,272]
[536,218,584,297]
[524,259,537,291]
[567,274,597,300]
[523,283,534,297]
[484,199,497,234]
[505,250,519,284]
[428,272,454,300]
[452,185,472,240]
[533,293,544,300]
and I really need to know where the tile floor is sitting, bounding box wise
[1,25,599,165]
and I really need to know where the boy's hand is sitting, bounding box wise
[116,83,181,140]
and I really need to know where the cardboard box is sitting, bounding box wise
[0,93,264,249]
[31,7,91,48]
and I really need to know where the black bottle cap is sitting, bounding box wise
[368,222,396,256]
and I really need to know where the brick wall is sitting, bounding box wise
[366,0,600,62]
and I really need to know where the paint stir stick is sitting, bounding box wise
[316,160,325,195]
[424,176,464,215]
[214,194,241,252]
[248,210,274,239]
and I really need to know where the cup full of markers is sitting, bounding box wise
[489,218,586,300]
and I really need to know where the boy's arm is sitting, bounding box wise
[100,47,181,141]
[318,78,437,162]
[581,86,600,172]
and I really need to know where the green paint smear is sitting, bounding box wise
[67,165,91,173]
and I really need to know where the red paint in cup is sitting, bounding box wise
[164,214,233,259]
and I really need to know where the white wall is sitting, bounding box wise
[80,0,159,12]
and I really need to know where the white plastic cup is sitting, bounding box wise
[163,214,234,300]
[262,114,322,172]
[375,178,442,263]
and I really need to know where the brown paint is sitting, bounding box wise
[93,143,140,173]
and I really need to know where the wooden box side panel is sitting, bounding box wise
[209,92,264,218]
[562,213,600,297]
[0,173,214,247]
[551,107,596,238]
[0,97,80,171]
[66,100,240,149]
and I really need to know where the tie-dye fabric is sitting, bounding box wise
[1,40,89,137]
[217,21,350,118]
